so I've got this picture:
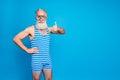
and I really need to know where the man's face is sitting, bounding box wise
[36,10,46,23]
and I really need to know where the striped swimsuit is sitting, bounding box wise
[30,25,52,71]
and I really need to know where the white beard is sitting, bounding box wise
[36,21,48,29]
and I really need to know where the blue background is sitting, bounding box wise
[0,0,120,80]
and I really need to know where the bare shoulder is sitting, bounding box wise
[22,25,34,36]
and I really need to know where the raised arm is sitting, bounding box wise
[48,22,65,34]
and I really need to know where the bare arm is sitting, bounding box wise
[48,22,65,34]
[49,27,65,34]
[13,26,38,53]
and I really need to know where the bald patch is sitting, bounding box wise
[35,8,47,17]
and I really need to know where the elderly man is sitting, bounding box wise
[13,8,65,80]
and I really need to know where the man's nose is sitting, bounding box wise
[39,17,43,20]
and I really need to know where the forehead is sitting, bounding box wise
[36,10,46,16]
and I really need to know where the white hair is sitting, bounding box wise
[35,8,47,17]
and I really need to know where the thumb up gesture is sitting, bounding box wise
[53,21,58,32]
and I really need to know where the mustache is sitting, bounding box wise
[37,19,45,23]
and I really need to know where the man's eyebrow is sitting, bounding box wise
[37,15,45,16]
[36,15,46,17]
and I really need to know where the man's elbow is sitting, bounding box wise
[13,36,19,43]
[13,36,16,42]
[60,29,65,34]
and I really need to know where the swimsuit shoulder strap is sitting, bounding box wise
[46,27,50,34]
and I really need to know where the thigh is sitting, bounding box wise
[32,71,41,80]
[43,69,52,80]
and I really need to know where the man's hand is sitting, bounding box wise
[26,47,39,54]
[48,21,65,34]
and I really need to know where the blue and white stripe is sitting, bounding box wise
[30,25,52,71]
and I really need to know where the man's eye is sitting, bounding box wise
[36,15,40,17]
[37,15,46,18]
